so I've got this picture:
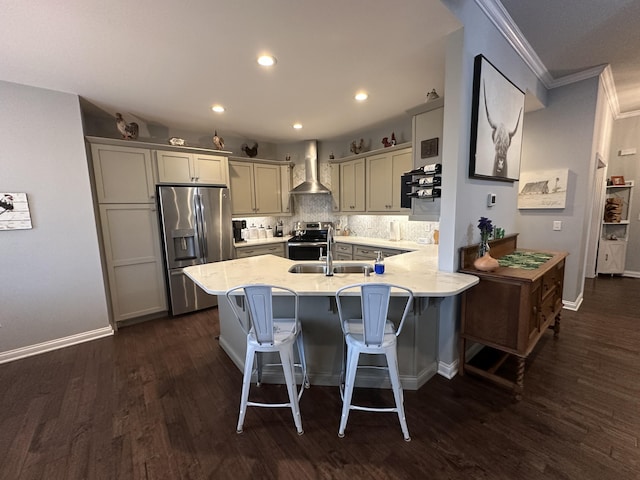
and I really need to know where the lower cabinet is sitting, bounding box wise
[235,242,286,258]
[597,239,627,274]
[353,245,406,260]
[334,243,353,260]
[98,204,167,322]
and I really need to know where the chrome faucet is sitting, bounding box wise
[320,224,334,276]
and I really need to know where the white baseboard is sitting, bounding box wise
[438,359,458,379]
[563,294,583,311]
[438,342,486,379]
[624,270,640,278]
[0,326,114,364]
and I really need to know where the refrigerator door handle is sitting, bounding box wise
[194,192,208,263]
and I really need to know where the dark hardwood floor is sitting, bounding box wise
[1,276,638,479]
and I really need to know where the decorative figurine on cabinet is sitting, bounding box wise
[382,132,397,148]
[350,138,364,154]
[241,142,259,158]
[213,130,225,150]
[115,113,139,140]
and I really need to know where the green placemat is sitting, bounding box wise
[497,251,553,270]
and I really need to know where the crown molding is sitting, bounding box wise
[474,0,553,87]
[599,65,620,118]
[475,0,627,118]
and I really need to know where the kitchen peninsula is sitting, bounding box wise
[185,248,478,390]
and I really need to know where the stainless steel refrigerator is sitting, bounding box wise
[157,185,233,315]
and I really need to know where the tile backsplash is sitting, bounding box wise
[235,192,438,244]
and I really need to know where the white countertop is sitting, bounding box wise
[184,247,478,297]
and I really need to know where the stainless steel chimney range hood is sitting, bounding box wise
[289,140,331,195]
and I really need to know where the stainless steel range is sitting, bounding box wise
[287,221,333,260]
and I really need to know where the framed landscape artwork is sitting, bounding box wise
[0,192,33,230]
[469,54,525,182]
[518,169,569,209]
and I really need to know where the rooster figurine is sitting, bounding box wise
[115,113,139,140]
[213,130,224,150]
[350,138,365,154]
[382,132,397,148]
[241,142,259,158]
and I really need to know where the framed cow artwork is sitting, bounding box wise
[469,54,525,182]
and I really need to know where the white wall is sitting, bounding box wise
[0,80,111,357]
[608,115,640,274]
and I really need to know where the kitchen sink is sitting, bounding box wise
[287,263,373,274]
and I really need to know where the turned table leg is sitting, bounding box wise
[514,356,525,401]
[553,312,561,338]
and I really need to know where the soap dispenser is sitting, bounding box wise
[374,251,385,274]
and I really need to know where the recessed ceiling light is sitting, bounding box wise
[257,55,277,67]
[355,92,368,101]
[211,105,225,113]
[293,123,302,130]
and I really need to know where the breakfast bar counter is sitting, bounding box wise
[185,249,478,390]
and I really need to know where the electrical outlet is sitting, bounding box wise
[553,221,562,231]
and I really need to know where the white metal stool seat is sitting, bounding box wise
[226,284,309,435]
[335,283,414,441]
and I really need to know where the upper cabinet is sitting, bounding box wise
[91,144,156,204]
[339,158,366,212]
[331,143,411,214]
[155,151,229,186]
[228,158,289,216]
[366,147,412,212]
[330,163,341,212]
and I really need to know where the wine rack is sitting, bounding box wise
[403,163,442,203]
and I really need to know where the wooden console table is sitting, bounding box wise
[458,234,567,400]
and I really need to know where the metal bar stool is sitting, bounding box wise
[335,282,414,441]
[226,284,309,435]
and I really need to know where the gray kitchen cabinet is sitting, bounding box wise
[88,138,167,325]
[339,158,365,212]
[366,147,412,212]
[334,242,353,260]
[235,242,286,258]
[98,204,167,322]
[228,158,284,216]
[330,163,341,212]
[353,245,406,260]
[91,144,156,204]
[155,150,229,186]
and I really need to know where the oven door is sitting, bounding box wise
[287,241,327,260]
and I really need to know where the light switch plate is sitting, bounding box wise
[553,221,562,231]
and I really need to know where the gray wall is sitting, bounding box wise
[0,80,111,357]
[82,103,279,160]
[608,116,640,274]
[437,1,549,367]
[516,78,601,303]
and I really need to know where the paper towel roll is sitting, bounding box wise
[389,221,401,241]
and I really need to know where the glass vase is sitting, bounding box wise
[478,238,490,258]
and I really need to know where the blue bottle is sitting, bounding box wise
[374,251,385,274]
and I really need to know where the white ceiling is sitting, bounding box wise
[0,0,460,143]
[2,1,639,144]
